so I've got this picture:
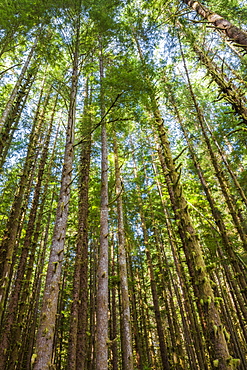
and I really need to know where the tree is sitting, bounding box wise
[32,8,81,368]
[95,44,109,370]
[113,132,134,370]
[181,0,247,52]
[67,77,92,370]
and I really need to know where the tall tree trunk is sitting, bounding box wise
[96,46,109,370]
[32,18,80,369]
[128,254,144,370]
[87,238,98,370]
[67,78,92,370]
[137,257,156,369]
[113,132,134,370]
[18,147,58,370]
[23,220,52,370]
[109,240,118,370]
[76,103,92,370]
[52,255,69,370]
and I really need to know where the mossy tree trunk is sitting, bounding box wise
[32,15,80,369]
[113,132,134,370]
[95,46,109,370]
[67,78,92,370]
[181,0,247,52]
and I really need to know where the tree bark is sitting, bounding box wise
[87,238,98,370]
[113,132,134,370]
[18,147,58,370]
[33,20,79,369]
[181,0,247,52]
[95,46,109,370]
[128,254,144,370]
[109,241,118,370]
[67,78,92,370]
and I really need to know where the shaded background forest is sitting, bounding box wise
[0,0,247,369]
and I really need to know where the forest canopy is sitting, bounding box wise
[0,0,247,369]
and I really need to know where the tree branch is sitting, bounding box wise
[74,92,124,147]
